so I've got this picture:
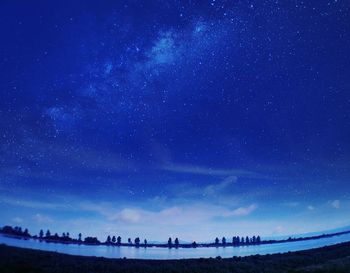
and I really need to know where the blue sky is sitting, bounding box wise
[0,0,350,242]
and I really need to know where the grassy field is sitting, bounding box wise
[1,242,350,273]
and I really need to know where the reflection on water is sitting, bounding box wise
[1,233,350,260]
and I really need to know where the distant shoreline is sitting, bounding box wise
[1,226,350,249]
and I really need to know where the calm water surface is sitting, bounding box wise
[1,233,350,260]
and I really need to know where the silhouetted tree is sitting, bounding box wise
[144,239,147,246]
[252,236,256,244]
[62,232,66,238]
[246,236,250,244]
[2,226,14,235]
[84,237,100,244]
[175,238,179,247]
[106,235,111,244]
[1,226,30,237]
[46,230,51,237]
[117,236,121,245]
[23,228,29,237]
[8,227,14,234]
[78,233,82,241]
[241,237,245,244]
[215,237,219,245]
[112,236,116,243]
[192,241,197,248]
[257,236,261,244]
[222,237,226,245]
[168,237,172,247]
[135,237,140,246]
[128,238,132,244]
[232,236,240,245]
[67,232,70,238]
[39,229,44,238]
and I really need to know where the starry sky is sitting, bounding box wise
[1,0,350,242]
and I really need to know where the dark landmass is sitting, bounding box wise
[2,225,350,249]
[1,241,350,273]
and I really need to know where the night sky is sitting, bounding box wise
[1,0,350,242]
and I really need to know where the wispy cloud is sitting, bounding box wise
[224,204,258,217]
[0,197,73,210]
[1,137,135,186]
[163,180,242,207]
[307,205,315,211]
[1,194,257,228]
[3,194,350,241]
[203,175,237,196]
[330,200,340,209]
[283,202,300,207]
[33,213,54,224]
[11,217,23,224]
[162,163,255,177]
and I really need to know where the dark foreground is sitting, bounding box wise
[1,242,350,273]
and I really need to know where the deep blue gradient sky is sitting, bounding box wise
[1,0,350,242]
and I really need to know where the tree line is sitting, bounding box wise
[0,225,262,248]
[2,225,350,250]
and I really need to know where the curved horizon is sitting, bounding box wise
[2,224,350,245]
[2,224,350,246]
[2,228,350,260]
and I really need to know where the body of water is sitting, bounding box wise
[1,233,350,260]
